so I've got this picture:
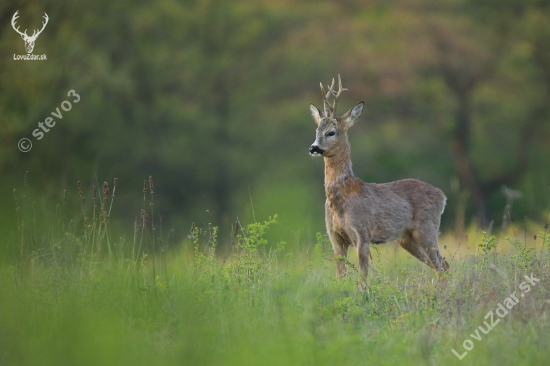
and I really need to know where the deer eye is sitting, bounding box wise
[326,131,336,137]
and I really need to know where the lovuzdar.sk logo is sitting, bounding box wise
[12,10,48,61]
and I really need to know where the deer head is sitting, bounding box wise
[12,11,49,54]
[309,75,364,158]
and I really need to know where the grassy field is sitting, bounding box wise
[1,180,550,365]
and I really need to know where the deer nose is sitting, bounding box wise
[309,145,324,155]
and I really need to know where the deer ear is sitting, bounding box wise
[309,104,323,125]
[340,102,364,129]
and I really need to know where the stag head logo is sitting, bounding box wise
[11,11,49,54]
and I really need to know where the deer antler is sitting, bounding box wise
[11,11,48,40]
[29,13,48,40]
[319,74,348,117]
[11,11,28,37]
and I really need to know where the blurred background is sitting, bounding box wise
[1,0,550,252]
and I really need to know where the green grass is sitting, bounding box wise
[2,179,550,365]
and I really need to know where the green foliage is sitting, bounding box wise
[478,231,497,254]
[541,231,550,253]
[192,224,219,276]
[314,232,333,266]
[3,204,550,365]
[506,236,535,269]
[223,215,285,284]
[3,0,550,243]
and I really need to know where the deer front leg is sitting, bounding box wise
[357,243,370,279]
[328,230,349,278]
[349,227,370,279]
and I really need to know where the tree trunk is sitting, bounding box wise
[451,92,488,227]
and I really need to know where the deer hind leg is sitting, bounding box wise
[328,231,351,278]
[399,226,449,271]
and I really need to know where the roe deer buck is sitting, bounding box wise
[308,75,449,278]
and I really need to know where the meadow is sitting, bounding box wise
[0,176,549,366]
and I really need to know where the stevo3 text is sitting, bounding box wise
[32,90,80,140]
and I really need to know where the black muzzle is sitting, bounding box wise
[309,145,324,155]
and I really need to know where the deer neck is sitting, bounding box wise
[324,140,355,212]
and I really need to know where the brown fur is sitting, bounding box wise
[310,91,449,279]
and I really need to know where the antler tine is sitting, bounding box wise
[326,78,335,97]
[32,13,49,38]
[319,75,349,117]
[320,82,334,117]
[320,82,327,117]
[330,75,348,97]
[328,74,348,117]
[11,10,28,37]
[324,100,333,117]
